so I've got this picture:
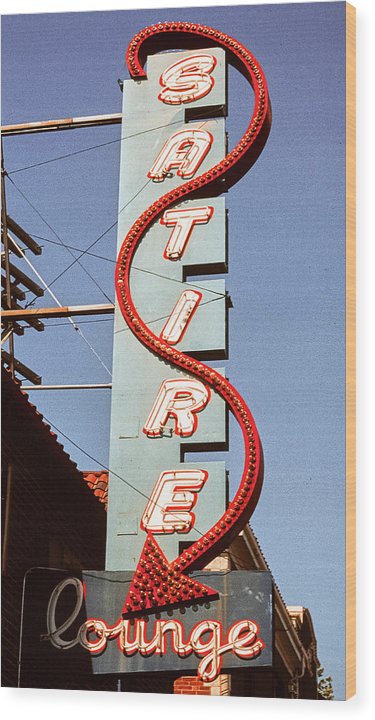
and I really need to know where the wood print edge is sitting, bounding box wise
[346,0,356,701]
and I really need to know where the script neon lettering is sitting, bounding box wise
[44,578,265,683]
[227,619,264,658]
[41,577,84,650]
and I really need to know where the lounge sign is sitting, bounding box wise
[21,569,272,683]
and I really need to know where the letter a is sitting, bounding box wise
[148,129,213,182]
[143,378,210,437]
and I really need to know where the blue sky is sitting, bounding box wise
[2,2,347,699]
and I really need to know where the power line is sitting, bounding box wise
[40,414,258,573]
[28,233,116,263]
[46,177,152,289]
[45,117,216,289]
[114,296,224,334]
[28,233,227,299]
[2,105,268,579]
[74,327,112,377]
[132,265,227,299]
[6,106,223,176]
[7,174,113,304]
[5,243,254,569]
[5,111,221,296]
[8,235,112,377]
[42,414,205,539]
[42,318,114,328]
[28,296,222,331]
[6,119,183,175]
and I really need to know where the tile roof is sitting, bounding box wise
[83,471,109,511]
[2,364,107,512]
[2,365,78,466]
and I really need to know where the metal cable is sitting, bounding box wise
[46,177,152,289]
[39,415,257,573]
[7,175,113,303]
[6,106,224,176]
[28,234,227,299]
[27,296,223,330]
[9,234,112,377]
[6,119,184,175]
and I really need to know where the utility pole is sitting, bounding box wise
[1,141,14,576]
[2,303,114,321]
[1,112,120,385]
[1,113,122,137]
[1,140,14,377]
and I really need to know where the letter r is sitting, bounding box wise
[143,378,210,437]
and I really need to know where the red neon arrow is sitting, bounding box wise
[122,533,218,618]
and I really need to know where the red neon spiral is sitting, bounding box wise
[116,22,270,577]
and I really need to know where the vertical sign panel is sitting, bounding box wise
[107,49,228,570]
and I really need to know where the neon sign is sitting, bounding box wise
[118,22,269,610]
[143,378,210,438]
[160,289,202,345]
[44,576,264,683]
[42,23,271,683]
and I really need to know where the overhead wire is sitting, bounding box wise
[6,119,184,175]
[46,176,152,289]
[40,318,114,328]
[39,414,257,573]
[6,252,235,547]
[8,233,112,377]
[27,233,227,299]
[131,265,226,298]
[5,112,223,307]
[4,202,225,378]
[5,111,233,509]
[42,413,205,539]
[27,295,223,331]
[4,168,226,372]
[25,233,116,263]
[7,174,113,304]
[6,109,223,293]
[114,296,224,335]
[6,105,225,176]
[2,110,263,577]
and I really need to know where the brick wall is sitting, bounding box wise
[174,674,230,696]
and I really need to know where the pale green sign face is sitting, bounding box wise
[106,48,229,570]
